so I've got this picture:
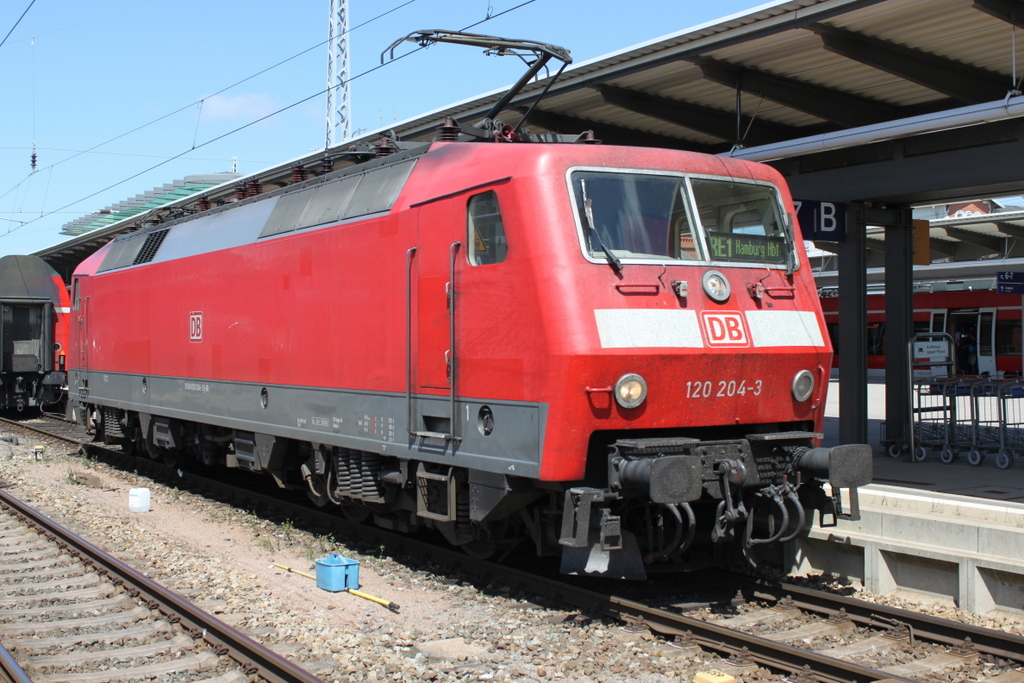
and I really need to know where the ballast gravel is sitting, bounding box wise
[1,437,1021,683]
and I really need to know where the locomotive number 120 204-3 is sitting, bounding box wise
[685,379,763,398]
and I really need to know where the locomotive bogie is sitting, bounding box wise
[69,141,870,577]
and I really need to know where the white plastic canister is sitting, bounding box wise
[128,487,151,513]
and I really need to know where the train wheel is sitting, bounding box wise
[887,443,903,458]
[340,503,371,523]
[461,538,499,560]
[460,519,511,561]
[123,426,140,456]
[940,448,956,464]
[995,451,1013,470]
[913,447,928,462]
[967,450,984,466]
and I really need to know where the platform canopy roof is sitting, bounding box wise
[385,0,1024,157]
[58,175,238,237]
[36,0,1024,276]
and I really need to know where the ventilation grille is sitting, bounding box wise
[260,158,416,239]
[98,229,169,272]
[133,230,168,264]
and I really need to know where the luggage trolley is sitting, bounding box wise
[962,377,1003,466]
[996,378,1024,470]
[905,377,955,461]
[898,332,956,462]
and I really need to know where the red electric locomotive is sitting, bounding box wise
[0,254,69,411]
[68,33,870,577]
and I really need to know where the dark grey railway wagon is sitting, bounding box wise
[0,255,67,411]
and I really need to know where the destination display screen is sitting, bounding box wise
[707,232,787,264]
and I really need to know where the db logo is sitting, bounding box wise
[700,311,749,347]
[189,312,203,342]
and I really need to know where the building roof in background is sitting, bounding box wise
[59,174,241,236]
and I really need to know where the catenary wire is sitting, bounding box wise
[0,0,419,205]
[0,147,277,164]
[6,0,538,236]
[0,0,36,49]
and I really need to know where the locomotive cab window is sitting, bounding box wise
[690,178,791,266]
[570,170,791,268]
[467,191,508,266]
[571,172,702,262]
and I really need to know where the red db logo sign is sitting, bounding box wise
[189,312,203,342]
[700,311,749,347]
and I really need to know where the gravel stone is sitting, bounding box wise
[2,435,1022,683]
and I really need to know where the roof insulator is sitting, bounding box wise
[436,117,460,142]
[577,130,602,144]
[320,157,334,175]
[291,166,308,184]
[235,184,248,201]
[197,196,212,212]
[374,138,399,158]
[246,180,262,198]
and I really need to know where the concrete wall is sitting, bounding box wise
[787,485,1024,615]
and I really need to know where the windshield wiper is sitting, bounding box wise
[580,180,622,273]
[585,199,623,272]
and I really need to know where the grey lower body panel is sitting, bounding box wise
[71,371,546,478]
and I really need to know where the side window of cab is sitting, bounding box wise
[467,190,508,265]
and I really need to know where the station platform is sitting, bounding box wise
[790,379,1024,614]
[821,378,1024,504]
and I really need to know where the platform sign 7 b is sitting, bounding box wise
[794,200,846,242]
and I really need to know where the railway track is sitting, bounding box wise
[3,414,1024,683]
[0,412,91,448]
[0,477,323,683]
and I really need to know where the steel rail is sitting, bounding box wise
[481,570,918,683]
[4,417,1011,682]
[0,643,32,683]
[608,593,917,683]
[0,487,323,683]
[0,415,89,445]
[732,574,1024,662]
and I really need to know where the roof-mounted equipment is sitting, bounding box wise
[383,30,573,141]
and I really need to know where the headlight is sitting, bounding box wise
[702,270,731,302]
[792,370,815,402]
[615,373,647,409]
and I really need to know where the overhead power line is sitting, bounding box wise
[7,0,538,236]
[0,0,36,49]
[0,0,419,205]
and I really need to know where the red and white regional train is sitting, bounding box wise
[66,94,870,578]
[0,255,69,411]
[819,281,1024,377]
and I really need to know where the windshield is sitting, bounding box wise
[571,171,793,267]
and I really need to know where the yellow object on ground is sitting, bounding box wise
[272,563,400,613]
[273,563,315,580]
[692,671,736,683]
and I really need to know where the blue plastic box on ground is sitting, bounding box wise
[314,553,359,592]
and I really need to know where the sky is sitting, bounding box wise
[0,0,776,257]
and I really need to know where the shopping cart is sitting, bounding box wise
[905,376,956,462]
[890,332,956,461]
[957,378,1002,466]
[995,378,1024,470]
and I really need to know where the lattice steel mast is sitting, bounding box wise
[326,0,351,148]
